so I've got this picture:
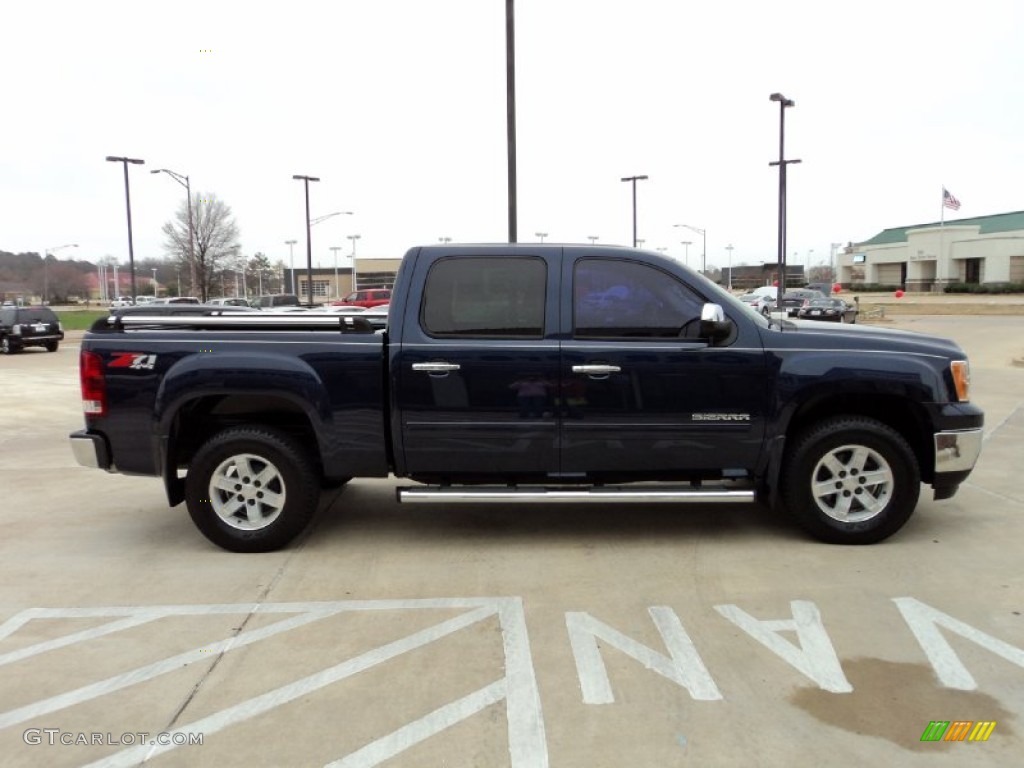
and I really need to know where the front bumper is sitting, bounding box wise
[69,430,112,470]
[931,428,983,500]
[934,428,983,474]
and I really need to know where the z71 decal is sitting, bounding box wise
[108,352,158,371]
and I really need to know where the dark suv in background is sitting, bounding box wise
[0,306,65,353]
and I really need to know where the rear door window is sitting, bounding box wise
[421,256,546,338]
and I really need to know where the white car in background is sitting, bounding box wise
[109,296,134,308]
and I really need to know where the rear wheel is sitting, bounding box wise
[185,426,319,552]
[45,341,59,352]
[783,416,920,544]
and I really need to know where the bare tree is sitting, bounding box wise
[161,192,240,301]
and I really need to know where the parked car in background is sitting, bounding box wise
[135,296,157,306]
[806,282,835,296]
[0,305,64,353]
[797,297,858,324]
[110,296,135,308]
[749,286,778,301]
[737,292,774,316]
[332,288,391,308]
[207,297,252,307]
[252,294,301,309]
[778,289,826,317]
[149,297,201,305]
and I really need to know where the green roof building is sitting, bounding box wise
[839,211,1024,291]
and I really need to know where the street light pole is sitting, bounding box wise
[506,0,517,243]
[42,243,78,305]
[151,267,158,296]
[293,174,320,306]
[535,232,547,243]
[674,224,706,274]
[680,240,692,268]
[106,155,144,302]
[726,244,734,290]
[587,235,599,245]
[284,240,297,294]
[347,235,361,291]
[620,175,649,247]
[150,168,196,297]
[330,246,342,299]
[769,92,801,297]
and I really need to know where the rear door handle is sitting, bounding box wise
[412,362,461,373]
[572,364,621,375]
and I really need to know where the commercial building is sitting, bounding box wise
[287,256,401,302]
[839,211,1024,291]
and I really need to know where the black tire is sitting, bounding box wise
[782,416,920,544]
[185,426,320,552]
[45,341,59,352]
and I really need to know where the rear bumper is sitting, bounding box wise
[69,430,113,470]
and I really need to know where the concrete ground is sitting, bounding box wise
[0,317,1021,767]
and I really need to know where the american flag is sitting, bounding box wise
[943,187,961,211]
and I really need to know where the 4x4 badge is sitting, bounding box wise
[109,352,157,371]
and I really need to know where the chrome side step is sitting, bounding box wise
[397,485,755,504]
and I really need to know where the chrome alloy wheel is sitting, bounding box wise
[810,444,894,523]
[208,453,287,530]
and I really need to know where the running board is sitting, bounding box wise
[397,486,756,504]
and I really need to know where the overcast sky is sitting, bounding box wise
[4,0,1022,275]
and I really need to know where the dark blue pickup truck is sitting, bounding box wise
[70,245,983,551]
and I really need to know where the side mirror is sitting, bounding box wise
[699,303,734,343]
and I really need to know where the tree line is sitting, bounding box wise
[1,193,286,303]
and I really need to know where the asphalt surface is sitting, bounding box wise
[0,317,1021,767]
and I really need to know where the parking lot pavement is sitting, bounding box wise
[1,319,1022,767]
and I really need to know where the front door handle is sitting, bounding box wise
[412,362,462,373]
[572,364,621,375]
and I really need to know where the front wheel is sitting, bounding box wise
[185,426,320,552]
[45,341,59,352]
[783,416,920,544]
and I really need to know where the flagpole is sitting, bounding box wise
[938,186,946,294]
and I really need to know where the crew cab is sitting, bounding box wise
[69,244,983,552]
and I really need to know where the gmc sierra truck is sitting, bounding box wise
[69,244,983,552]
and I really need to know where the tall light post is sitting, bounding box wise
[769,92,801,296]
[438,236,452,244]
[587,235,599,245]
[680,240,692,267]
[151,267,158,296]
[106,155,144,302]
[42,243,78,305]
[150,168,196,297]
[620,174,649,247]
[830,242,842,283]
[674,224,706,274]
[535,231,547,243]
[725,244,734,290]
[292,174,320,306]
[505,0,517,242]
[330,246,343,299]
[348,234,362,291]
[284,239,298,294]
